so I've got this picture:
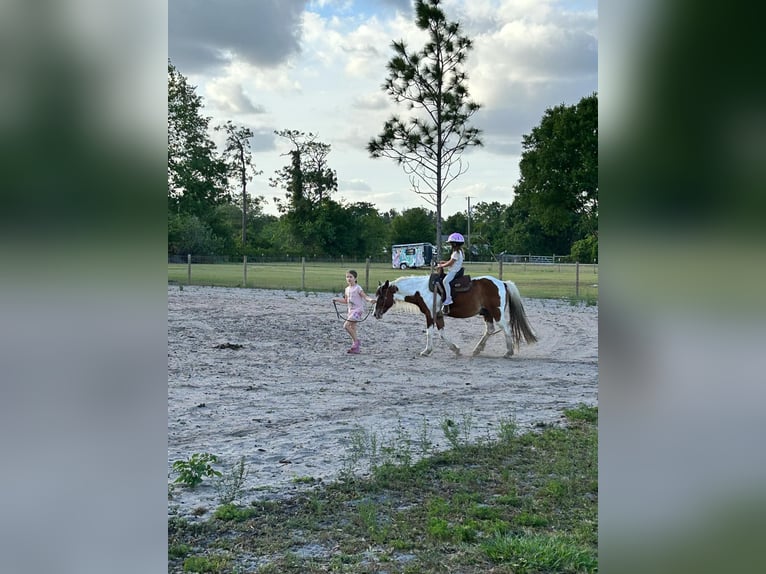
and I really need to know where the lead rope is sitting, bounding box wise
[332,300,374,323]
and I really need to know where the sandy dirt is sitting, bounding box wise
[168,285,598,518]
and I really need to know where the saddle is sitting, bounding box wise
[428,267,471,298]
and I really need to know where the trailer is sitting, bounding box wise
[391,242,435,270]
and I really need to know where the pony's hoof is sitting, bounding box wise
[420,349,432,357]
[504,351,514,358]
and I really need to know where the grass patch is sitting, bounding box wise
[482,533,598,573]
[168,404,598,573]
[212,503,258,522]
[182,554,229,573]
[168,261,598,301]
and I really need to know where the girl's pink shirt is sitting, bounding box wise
[345,284,365,313]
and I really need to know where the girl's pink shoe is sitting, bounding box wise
[347,340,361,354]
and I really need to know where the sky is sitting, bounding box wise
[169,0,597,217]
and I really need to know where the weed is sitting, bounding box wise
[182,554,229,573]
[515,511,549,527]
[172,453,222,488]
[213,503,258,522]
[496,493,521,507]
[291,475,317,484]
[168,543,191,559]
[564,403,598,424]
[440,412,474,450]
[214,456,248,504]
[482,533,597,573]
[497,416,518,445]
[417,416,434,457]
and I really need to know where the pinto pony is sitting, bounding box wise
[373,275,537,357]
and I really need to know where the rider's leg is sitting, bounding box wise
[443,270,456,304]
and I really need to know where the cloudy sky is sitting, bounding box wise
[169,0,597,217]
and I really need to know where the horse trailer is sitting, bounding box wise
[391,242,435,269]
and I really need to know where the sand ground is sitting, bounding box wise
[168,285,598,518]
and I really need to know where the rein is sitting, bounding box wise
[332,300,374,323]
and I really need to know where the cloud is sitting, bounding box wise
[206,79,267,115]
[171,0,597,216]
[351,93,389,110]
[249,129,278,153]
[169,0,308,73]
[339,178,372,191]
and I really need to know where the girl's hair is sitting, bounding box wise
[451,243,463,251]
[347,269,358,279]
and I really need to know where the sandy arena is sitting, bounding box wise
[168,285,598,517]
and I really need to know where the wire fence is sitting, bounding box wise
[168,255,598,301]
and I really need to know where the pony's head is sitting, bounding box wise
[373,280,398,319]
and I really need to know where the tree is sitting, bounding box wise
[167,60,229,217]
[390,207,436,244]
[368,0,482,260]
[168,213,222,256]
[510,93,598,255]
[345,202,390,258]
[214,120,264,246]
[469,201,508,258]
[270,129,339,255]
[270,129,337,210]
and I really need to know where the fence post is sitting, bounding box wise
[243,255,247,287]
[301,256,306,291]
[576,261,580,298]
[187,254,191,285]
[499,258,503,280]
[365,257,371,292]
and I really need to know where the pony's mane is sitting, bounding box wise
[390,300,420,314]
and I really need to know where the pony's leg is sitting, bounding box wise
[495,313,516,358]
[471,319,494,356]
[420,325,435,356]
[501,321,515,357]
[436,326,461,356]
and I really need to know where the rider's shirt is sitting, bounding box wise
[446,250,464,277]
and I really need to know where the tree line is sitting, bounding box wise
[168,0,597,263]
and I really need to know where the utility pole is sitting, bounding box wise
[466,195,473,260]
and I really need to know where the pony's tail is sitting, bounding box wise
[504,281,538,346]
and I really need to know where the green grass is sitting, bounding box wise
[168,260,598,301]
[168,405,598,574]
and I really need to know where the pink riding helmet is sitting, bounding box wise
[447,232,464,243]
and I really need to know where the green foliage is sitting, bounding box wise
[168,213,223,256]
[167,61,229,218]
[564,404,598,424]
[213,503,257,522]
[172,453,222,488]
[168,543,191,559]
[509,93,598,256]
[482,533,597,573]
[467,201,509,258]
[390,207,436,244]
[570,234,598,263]
[182,554,229,573]
[214,456,248,505]
[440,413,474,450]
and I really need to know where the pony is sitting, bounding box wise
[373,274,537,357]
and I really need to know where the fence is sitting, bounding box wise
[168,255,598,301]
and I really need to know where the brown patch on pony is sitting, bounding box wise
[442,278,501,321]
